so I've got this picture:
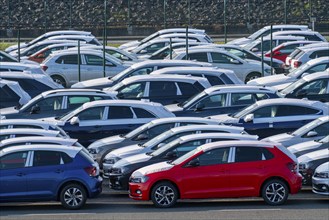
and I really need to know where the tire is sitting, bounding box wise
[245,72,261,83]
[51,75,67,88]
[60,184,87,210]
[262,179,289,206]
[151,181,178,208]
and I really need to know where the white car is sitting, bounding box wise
[263,116,329,148]
[289,46,329,69]
[0,128,62,140]
[170,47,273,82]
[288,135,329,158]
[272,30,327,42]
[0,62,47,75]
[312,161,329,196]
[41,50,130,87]
[119,28,207,51]
[248,57,329,90]
[0,79,31,108]
[227,24,310,46]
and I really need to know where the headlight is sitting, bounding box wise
[88,148,98,154]
[129,175,149,183]
[103,157,121,164]
[110,166,129,175]
[314,172,329,178]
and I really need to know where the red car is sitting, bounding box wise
[129,140,302,207]
[264,41,315,63]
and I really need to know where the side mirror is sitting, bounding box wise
[105,62,114,67]
[136,133,148,141]
[185,158,200,168]
[306,131,318,137]
[296,89,307,97]
[251,48,259,52]
[30,105,40,114]
[139,50,147,54]
[274,51,282,56]
[301,72,310,78]
[70,116,80,125]
[164,151,178,159]
[230,59,241,64]
[195,103,205,111]
[244,113,254,123]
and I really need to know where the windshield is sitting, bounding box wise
[287,63,309,78]
[171,147,200,165]
[181,91,207,108]
[18,94,43,111]
[232,103,258,118]
[109,81,124,92]
[58,106,83,121]
[142,130,174,148]
[248,27,267,40]
[151,138,181,157]
[125,122,153,139]
[280,78,306,95]
[292,118,322,136]
[110,67,133,82]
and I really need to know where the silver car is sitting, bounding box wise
[41,50,130,87]
[312,162,329,196]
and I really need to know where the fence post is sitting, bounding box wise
[261,36,264,77]
[188,0,191,27]
[103,28,106,77]
[44,0,47,32]
[17,29,21,62]
[78,40,81,82]
[186,26,189,60]
[270,25,273,70]
[163,0,166,28]
[69,0,72,29]
[169,37,172,59]
[103,0,107,77]
[224,0,227,43]
[284,0,287,24]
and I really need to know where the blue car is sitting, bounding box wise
[0,144,102,209]
[210,98,329,138]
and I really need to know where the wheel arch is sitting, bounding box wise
[149,179,181,200]
[56,180,90,201]
[259,176,291,197]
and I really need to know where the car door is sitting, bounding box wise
[25,150,66,199]
[148,81,178,105]
[187,93,228,117]
[227,146,275,197]
[0,151,30,201]
[81,54,104,81]
[55,54,82,85]
[179,147,232,199]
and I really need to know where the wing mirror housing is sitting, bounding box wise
[306,131,318,137]
[244,113,254,123]
[185,158,200,168]
[30,105,40,114]
[70,116,80,125]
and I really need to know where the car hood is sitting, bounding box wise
[315,162,329,173]
[165,104,183,113]
[113,153,151,168]
[132,161,174,176]
[247,74,293,87]
[0,107,19,115]
[88,135,125,149]
[208,114,239,124]
[227,37,251,46]
[71,77,114,89]
[262,133,295,147]
[288,140,321,155]
[105,144,144,159]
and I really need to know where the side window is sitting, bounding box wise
[253,106,273,118]
[33,150,61,166]
[108,106,133,119]
[67,96,92,109]
[26,96,63,111]
[231,93,255,106]
[275,105,320,116]
[296,79,328,95]
[0,85,20,102]
[128,67,153,77]
[177,82,199,96]
[313,122,329,136]
[235,147,263,162]
[205,75,225,86]
[84,54,104,66]
[305,64,328,75]
[118,82,146,99]
[135,123,175,141]
[194,147,230,166]
[142,43,166,54]
[12,125,42,129]
[211,52,238,64]
[149,81,177,96]
[172,140,207,157]
[280,44,298,54]
[55,55,80,64]
[0,151,28,169]
[196,94,227,108]
[106,50,131,61]
[184,53,208,62]
[255,93,270,101]
[78,107,104,120]
[132,107,156,118]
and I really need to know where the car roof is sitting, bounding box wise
[199,140,279,152]
[0,62,40,68]
[47,35,96,40]
[0,119,56,126]
[203,85,277,94]
[297,148,329,162]
[150,66,234,75]
[279,40,319,46]
[297,46,329,53]
[0,71,36,79]
[306,56,329,66]
[157,28,205,35]
[0,128,60,136]
[80,99,163,109]
[254,97,328,109]
[0,136,77,145]
[272,30,321,35]
[169,124,244,133]
[43,30,91,36]
[0,79,20,87]
[302,71,329,81]
[146,117,221,125]
[119,74,210,85]
[263,25,309,29]
[0,144,82,158]
[39,88,115,97]
[129,59,212,69]
[297,42,329,50]
[259,35,306,41]
[178,132,258,142]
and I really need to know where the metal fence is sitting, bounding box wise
[1,0,328,36]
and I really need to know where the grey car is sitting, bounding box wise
[41,50,130,87]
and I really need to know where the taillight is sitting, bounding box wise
[287,162,298,173]
[293,61,302,68]
[41,65,48,71]
[84,166,97,177]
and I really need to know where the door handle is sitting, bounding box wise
[16,172,26,177]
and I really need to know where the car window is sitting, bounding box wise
[309,50,329,59]
[33,150,62,166]
[106,50,131,61]
[0,85,20,103]
[0,151,28,169]
[296,79,328,95]
[78,106,104,120]
[195,94,227,108]
[184,52,208,62]
[108,106,133,119]
[67,95,104,109]
[205,75,225,86]
[253,106,273,118]
[279,44,299,54]
[55,55,80,64]
[142,43,166,54]
[149,81,177,96]
[14,79,49,92]
[304,64,328,75]
[134,123,175,141]
[275,105,320,116]
[171,139,207,157]
[118,82,146,99]
[211,52,238,64]
[26,96,63,111]
[231,93,256,106]
[235,147,273,162]
[84,54,104,65]
[177,82,199,96]
[132,107,156,118]
[127,67,153,78]
[11,125,43,129]
[195,147,230,166]
[313,122,329,136]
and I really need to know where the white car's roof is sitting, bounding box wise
[0,136,78,146]
[272,30,322,36]
[257,35,306,41]
[150,66,234,75]
[305,56,329,66]
[157,28,205,35]
[47,35,96,41]
[0,119,56,126]
[302,71,329,82]
[0,62,40,68]
[0,79,20,87]
[199,140,280,152]
[80,99,164,109]
[203,85,277,94]
[254,98,328,110]
[297,42,329,50]
[296,46,329,53]
[169,124,244,134]
[43,30,91,36]
[0,128,60,136]
[145,117,221,126]
[0,71,40,79]
[0,144,81,158]
[39,88,116,98]
[178,132,258,143]
[298,148,329,163]
[262,25,309,29]
[128,59,212,69]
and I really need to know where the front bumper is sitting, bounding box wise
[88,176,103,198]
[129,182,151,201]
[109,174,130,191]
[312,176,329,195]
